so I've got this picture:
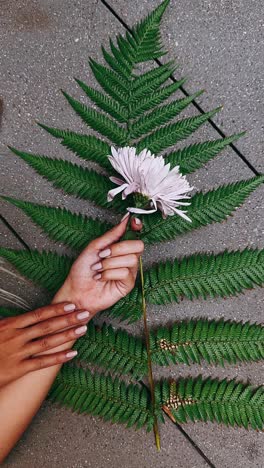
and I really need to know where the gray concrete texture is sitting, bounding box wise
[0,0,263,467]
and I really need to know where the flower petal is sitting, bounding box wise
[107,183,128,202]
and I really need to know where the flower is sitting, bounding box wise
[107,146,193,221]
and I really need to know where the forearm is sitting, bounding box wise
[0,288,74,462]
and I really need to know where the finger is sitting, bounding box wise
[91,254,138,273]
[25,325,88,356]
[22,310,90,341]
[131,217,143,232]
[23,349,79,373]
[95,267,132,282]
[15,302,77,329]
[98,239,144,259]
[88,213,130,251]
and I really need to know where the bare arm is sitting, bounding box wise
[0,216,143,462]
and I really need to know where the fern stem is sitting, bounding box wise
[139,255,160,451]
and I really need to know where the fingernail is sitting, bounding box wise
[91,261,102,271]
[94,273,102,280]
[77,311,90,320]
[99,248,111,258]
[75,325,87,335]
[64,303,76,312]
[134,217,141,225]
[121,212,130,222]
[65,350,78,359]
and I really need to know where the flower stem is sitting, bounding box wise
[139,256,160,452]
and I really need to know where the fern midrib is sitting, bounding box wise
[189,397,260,408]
[77,339,147,368]
[147,261,261,296]
[38,214,101,238]
[55,378,151,416]
[157,338,264,349]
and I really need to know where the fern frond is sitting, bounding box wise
[74,321,148,378]
[146,248,264,304]
[109,36,134,74]
[136,108,221,153]
[50,365,158,431]
[141,176,264,243]
[89,58,128,105]
[159,377,264,429]
[166,132,245,174]
[102,43,131,79]
[130,91,203,139]
[2,197,112,251]
[74,78,128,123]
[108,288,142,323]
[130,79,186,119]
[129,0,169,63]
[37,125,111,170]
[74,318,264,377]
[9,147,126,212]
[0,249,72,294]
[61,91,128,145]
[152,319,264,366]
[131,61,176,99]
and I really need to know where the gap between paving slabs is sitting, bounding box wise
[0,1,261,466]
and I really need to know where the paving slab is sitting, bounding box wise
[106,0,264,171]
[5,401,208,468]
[0,1,263,467]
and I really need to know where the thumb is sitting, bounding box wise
[91,213,130,250]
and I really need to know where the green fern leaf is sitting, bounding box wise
[158,377,264,429]
[89,58,128,105]
[136,108,221,153]
[74,321,148,378]
[131,61,176,99]
[61,91,128,145]
[109,36,133,74]
[141,176,264,243]
[130,0,169,63]
[152,319,264,366]
[166,132,245,174]
[37,125,111,170]
[102,43,131,79]
[2,197,112,251]
[112,248,264,319]
[146,248,264,304]
[130,79,186,119]
[130,91,204,138]
[8,147,126,212]
[0,248,72,294]
[50,365,158,431]
[108,288,142,323]
[74,78,128,123]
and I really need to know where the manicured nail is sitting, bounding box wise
[134,217,141,225]
[77,311,90,320]
[65,350,78,359]
[121,212,130,222]
[91,261,102,271]
[99,248,111,258]
[94,273,102,280]
[64,303,76,312]
[75,325,87,335]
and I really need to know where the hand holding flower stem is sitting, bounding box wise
[108,145,193,450]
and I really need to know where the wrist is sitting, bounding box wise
[52,280,100,316]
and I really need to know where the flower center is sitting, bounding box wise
[134,192,150,209]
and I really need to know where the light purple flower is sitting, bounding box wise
[107,146,193,221]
